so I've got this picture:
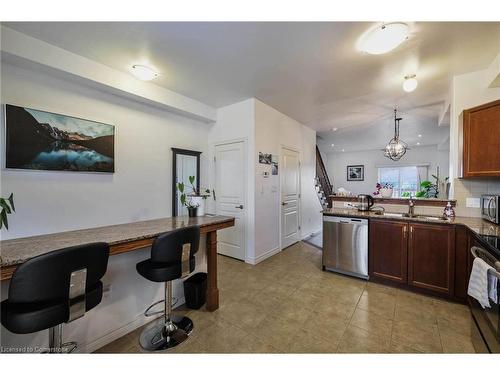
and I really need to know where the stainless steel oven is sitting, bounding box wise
[469,245,500,353]
[481,195,499,224]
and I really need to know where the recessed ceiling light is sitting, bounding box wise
[416,142,421,146]
[132,65,158,81]
[403,74,418,92]
[331,127,338,132]
[358,23,409,55]
[342,149,345,152]
[418,134,422,138]
[331,143,335,147]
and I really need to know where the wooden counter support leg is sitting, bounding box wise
[206,230,219,311]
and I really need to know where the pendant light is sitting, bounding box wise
[383,109,409,161]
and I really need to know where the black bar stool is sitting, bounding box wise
[136,226,200,351]
[1,242,109,353]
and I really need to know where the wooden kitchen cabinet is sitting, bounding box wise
[369,220,408,284]
[408,223,456,297]
[462,99,500,177]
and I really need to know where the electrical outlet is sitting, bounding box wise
[466,197,480,208]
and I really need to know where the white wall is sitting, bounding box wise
[254,100,322,263]
[0,63,209,352]
[325,145,450,196]
[449,52,500,216]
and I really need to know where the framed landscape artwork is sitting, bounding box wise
[4,104,115,173]
[347,165,364,181]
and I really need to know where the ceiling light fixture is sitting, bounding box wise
[418,134,422,138]
[358,22,409,55]
[383,108,409,161]
[132,65,158,81]
[331,143,335,147]
[331,127,338,132]
[403,74,418,92]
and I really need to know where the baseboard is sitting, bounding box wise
[246,246,280,265]
[79,296,186,353]
[301,228,322,241]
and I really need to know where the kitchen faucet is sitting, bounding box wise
[408,195,415,217]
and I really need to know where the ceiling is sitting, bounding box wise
[4,22,500,135]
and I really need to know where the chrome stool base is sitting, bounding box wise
[139,315,193,351]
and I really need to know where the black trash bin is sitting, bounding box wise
[183,272,207,309]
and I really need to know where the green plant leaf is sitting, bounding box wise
[0,200,11,214]
[177,182,184,193]
[8,193,15,212]
[415,191,425,197]
[1,209,8,230]
[189,176,195,185]
[420,180,431,188]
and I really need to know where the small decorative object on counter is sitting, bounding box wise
[178,176,211,216]
[336,187,351,197]
[373,183,393,198]
[443,201,455,219]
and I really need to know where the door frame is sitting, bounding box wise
[211,137,248,261]
[279,145,302,251]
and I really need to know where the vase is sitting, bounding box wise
[379,188,393,198]
[187,207,198,217]
[189,196,204,216]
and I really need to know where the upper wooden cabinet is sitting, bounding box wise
[461,99,500,178]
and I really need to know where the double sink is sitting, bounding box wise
[374,211,449,221]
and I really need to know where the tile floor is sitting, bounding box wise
[96,241,476,354]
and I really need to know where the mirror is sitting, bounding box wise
[172,148,201,216]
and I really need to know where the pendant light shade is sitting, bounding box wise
[383,109,409,161]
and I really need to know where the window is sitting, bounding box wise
[378,166,427,198]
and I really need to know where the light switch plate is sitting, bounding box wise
[466,197,480,208]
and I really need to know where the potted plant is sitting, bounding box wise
[184,176,211,216]
[373,183,393,198]
[177,182,199,217]
[0,193,15,229]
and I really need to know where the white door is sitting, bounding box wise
[281,147,300,249]
[214,141,246,260]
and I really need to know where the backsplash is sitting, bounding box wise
[453,178,500,217]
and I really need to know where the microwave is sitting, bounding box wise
[481,195,499,224]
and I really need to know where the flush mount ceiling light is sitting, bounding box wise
[358,22,409,55]
[383,108,409,161]
[131,65,158,81]
[403,74,418,92]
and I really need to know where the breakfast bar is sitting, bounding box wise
[0,215,235,311]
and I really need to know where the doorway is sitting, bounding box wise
[280,147,301,249]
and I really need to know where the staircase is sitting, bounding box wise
[315,146,333,208]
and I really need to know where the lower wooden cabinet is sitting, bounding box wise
[369,220,408,284]
[408,223,455,297]
[369,219,457,299]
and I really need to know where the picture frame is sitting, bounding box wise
[347,165,364,181]
[4,104,115,173]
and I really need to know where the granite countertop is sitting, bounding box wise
[0,215,234,267]
[322,208,500,237]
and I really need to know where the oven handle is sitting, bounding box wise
[471,246,500,278]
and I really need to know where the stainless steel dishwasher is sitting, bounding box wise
[322,215,369,279]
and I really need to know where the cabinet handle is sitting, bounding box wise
[403,226,407,238]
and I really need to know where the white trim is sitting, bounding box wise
[246,246,280,265]
[301,228,322,241]
[78,296,185,353]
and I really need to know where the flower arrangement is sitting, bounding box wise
[176,176,211,217]
[373,183,393,197]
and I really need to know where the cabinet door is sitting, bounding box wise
[369,220,408,284]
[408,223,455,296]
[462,99,500,177]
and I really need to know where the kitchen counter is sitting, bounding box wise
[322,207,500,237]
